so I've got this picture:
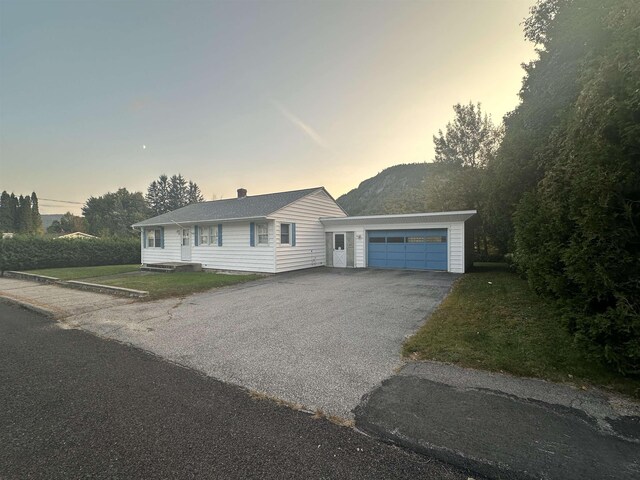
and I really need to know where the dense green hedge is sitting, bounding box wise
[0,236,140,272]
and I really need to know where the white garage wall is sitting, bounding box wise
[323,221,467,273]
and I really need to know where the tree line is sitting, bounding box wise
[0,192,43,235]
[0,174,204,238]
[386,0,639,374]
[80,174,204,237]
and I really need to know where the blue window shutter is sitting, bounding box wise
[194,226,199,246]
[218,224,222,246]
[160,227,165,249]
[249,222,255,247]
[291,223,296,246]
[143,229,147,248]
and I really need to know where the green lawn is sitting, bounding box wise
[26,264,141,280]
[403,263,640,399]
[25,265,260,299]
[95,271,259,299]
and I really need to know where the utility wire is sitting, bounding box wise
[39,198,84,205]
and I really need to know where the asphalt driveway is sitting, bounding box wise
[64,268,458,418]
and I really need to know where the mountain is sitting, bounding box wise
[337,163,436,215]
[41,214,64,229]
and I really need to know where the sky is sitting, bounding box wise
[0,0,537,215]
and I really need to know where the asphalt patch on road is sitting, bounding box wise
[354,374,640,480]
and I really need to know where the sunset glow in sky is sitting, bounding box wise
[0,0,536,214]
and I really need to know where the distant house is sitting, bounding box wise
[2,232,14,239]
[57,232,97,240]
[132,187,476,274]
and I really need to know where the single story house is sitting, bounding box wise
[132,187,476,274]
[57,232,98,240]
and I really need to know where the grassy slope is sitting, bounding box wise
[26,265,141,280]
[403,263,640,398]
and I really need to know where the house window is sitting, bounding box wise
[257,223,269,245]
[209,226,218,246]
[281,223,290,245]
[199,226,209,246]
[147,228,162,248]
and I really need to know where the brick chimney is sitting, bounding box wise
[237,188,247,198]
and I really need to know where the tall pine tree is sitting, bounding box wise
[0,191,13,232]
[30,192,43,234]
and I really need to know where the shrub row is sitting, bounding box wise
[0,236,140,272]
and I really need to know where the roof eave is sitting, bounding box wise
[132,215,269,228]
[320,210,477,226]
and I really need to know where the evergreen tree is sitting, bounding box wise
[146,173,203,214]
[30,192,43,234]
[8,194,18,231]
[16,195,32,233]
[168,174,188,211]
[187,181,204,204]
[486,0,640,373]
[0,191,13,232]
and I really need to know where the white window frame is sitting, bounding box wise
[257,223,269,245]
[280,223,291,245]
[147,228,162,248]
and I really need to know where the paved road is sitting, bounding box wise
[0,301,472,480]
[355,362,640,480]
[47,268,457,418]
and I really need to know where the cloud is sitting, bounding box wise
[271,99,330,149]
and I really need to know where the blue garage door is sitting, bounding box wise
[367,229,447,271]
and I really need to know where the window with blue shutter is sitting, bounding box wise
[218,224,223,246]
[194,225,199,246]
[143,229,147,248]
[291,223,296,246]
[160,227,165,249]
[249,222,255,246]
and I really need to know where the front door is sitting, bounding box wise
[333,233,347,268]
[181,228,191,261]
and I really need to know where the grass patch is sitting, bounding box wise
[94,271,259,299]
[26,264,141,280]
[403,262,640,399]
[25,264,260,299]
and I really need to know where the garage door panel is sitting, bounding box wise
[426,260,447,270]
[367,229,447,271]
[405,252,426,261]
[405,244,427,253]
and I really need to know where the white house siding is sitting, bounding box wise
[141,221,276,273]
[464,221,474,272]
[191,220,276,273]
[272,190,347,273]
[141,225,181,264]
[323,221,466,273]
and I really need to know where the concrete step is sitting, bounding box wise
[140,266,175,273]
[141,263,202,273]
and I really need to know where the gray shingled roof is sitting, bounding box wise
[132,187,325,227]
